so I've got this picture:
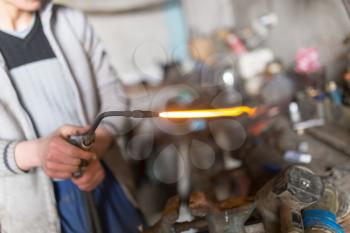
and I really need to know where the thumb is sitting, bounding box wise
[58,124,90,138]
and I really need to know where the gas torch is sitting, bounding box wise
[69,106,256,177]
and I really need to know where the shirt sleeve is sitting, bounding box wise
[61,6,130,136]
[0,140,27,176]
[81,13,129,136]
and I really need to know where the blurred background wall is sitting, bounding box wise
[233,0,350,81]
[55,0,350,84]
[55,0,235,85]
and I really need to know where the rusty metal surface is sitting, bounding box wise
[174,219,207,233]
[143,195,180,233]
[143,191,258,233]
[189,191,256,233]
[207,203,257,233]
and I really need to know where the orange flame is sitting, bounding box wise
[159,106,256,119]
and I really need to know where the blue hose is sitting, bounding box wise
[303,209,344,233]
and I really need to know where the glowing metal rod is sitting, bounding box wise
[159,106,256,119]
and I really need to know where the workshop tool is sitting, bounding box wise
[72,106,256,177]
[303,181,345,233]
[256,166,324,233]
[189,191,256,233]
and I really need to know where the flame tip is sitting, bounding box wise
[159,106,256,119]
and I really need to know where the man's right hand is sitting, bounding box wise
[15,125,95,180]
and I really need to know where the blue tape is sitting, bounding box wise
[303,209,336,221]
[303,210,344,233]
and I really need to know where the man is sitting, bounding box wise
[0,0,144,232]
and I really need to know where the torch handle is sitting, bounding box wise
[67,135,93,178]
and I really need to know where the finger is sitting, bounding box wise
[72,160,103,186]
[76,170,105,192]
[45,161,79,173]
[76,176,99,191]
[85,174,105,192]
[59,125,90,138]
[47,151,81,166]
[72,160,99,185]
[72,169,104,191]
[52,138,94,160]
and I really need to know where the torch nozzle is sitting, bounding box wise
[130,110,160,118]
[84,110,159,143]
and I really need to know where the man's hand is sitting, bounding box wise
[39,125,96,179]
[72,159,105,192]
[15,125,111,185]
[15,125,95,179]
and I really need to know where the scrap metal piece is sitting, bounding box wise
[174,219,207,233]
[143,196,181,233]
[189,191,256,233]
[207,202,257,233]
[144,191,260,233]
[256,166,324,233]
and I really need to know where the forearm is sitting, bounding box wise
[1,125,98,178]
[0,140,34,176]
[14,127,113,172]
[14,139,42,171]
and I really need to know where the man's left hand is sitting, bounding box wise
[72,159,105,192]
